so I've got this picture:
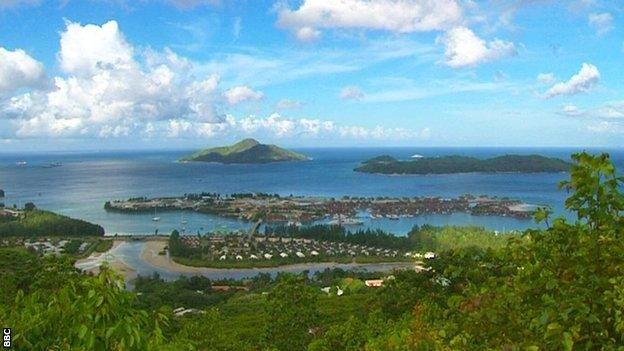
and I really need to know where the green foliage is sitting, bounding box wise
[1,263,168,350]
[0,209,104,237]
[398,152,624,350]
[264,274,320,351]
[355,154,571,174]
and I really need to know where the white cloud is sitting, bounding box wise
[544,63,600,98]
[59,20,135,77]
[586,121,624,134]
[278,0,462,41]
[295,26,321,42]
[160,113,427,141]
[2,20,224,138]
[588,12,613,35]
[438,26,516,68]
[560,104,583,116]
[537,72,555,84]
[339,86,364,100]
[0,47,46,94]
[223,85,264,105]
[276,98,303,110]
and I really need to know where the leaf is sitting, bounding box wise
[563,332,574,351]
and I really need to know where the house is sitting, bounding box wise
[219,255,227,260]
[279,252,288,258]
[310,250,319,256]
[235,255,243,260]
[295,251,305,258]
[264,253,273,259]
[365,279,384,288]
[424,252,436,259]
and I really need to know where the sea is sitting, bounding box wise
[1,147,622,236]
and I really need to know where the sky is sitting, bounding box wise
[0,0,622,151]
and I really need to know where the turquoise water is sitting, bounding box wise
[1,147,621,235]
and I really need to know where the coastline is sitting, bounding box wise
[75,240,137,280]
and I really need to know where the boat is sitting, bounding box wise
[411,154,424,159]
[328,217,363,226]
[386,214,400,220]
[16,161,27,166]
[152,208,160,222]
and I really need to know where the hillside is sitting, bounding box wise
[355,154,571,174]
[0,208,104,237]
[181,138,309,164]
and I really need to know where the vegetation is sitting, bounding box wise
[0,207,104,237]
[0,152,622,350]
[266,223,512,252]
[180,138,309,163]
[355,154,571,174]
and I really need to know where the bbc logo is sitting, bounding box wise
[2,328,10,349]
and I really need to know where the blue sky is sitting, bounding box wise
[0,0,622,151]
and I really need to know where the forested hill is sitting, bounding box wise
[180,138,309,164]
[0,207,104,237]
[355,154,571,174]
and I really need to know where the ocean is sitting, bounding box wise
[1,147,622,235]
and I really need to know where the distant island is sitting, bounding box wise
[180,138,309,164]
[355,154,571,175]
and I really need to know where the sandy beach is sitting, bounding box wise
[75,240,137,280]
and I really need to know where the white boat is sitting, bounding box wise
[411,154,424,159]
[152,208,160,221]
[16,161,27,166]
[328,217,363,226]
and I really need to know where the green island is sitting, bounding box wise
[355,154,571,174]
[1,152,623,350]
[180,138,309,164]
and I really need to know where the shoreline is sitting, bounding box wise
[75,240,137,280]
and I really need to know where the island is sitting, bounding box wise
[105,192,538,221]
[355,154,571,175]
[180,138,309,164]
[0,189,4,198]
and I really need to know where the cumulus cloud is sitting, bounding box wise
[223,85,264,105]
[537,72,555,84]
[162,113,428,141]
[438,26,516,67]
[0,19,429,144]
[544,63,600,98]
[59,20,134,77]
[588,12,613,35]
[278,0,462,41]
[339,86,365,100]
[2,20,223,138]
[0,47,46,94]
[276,98,303,110]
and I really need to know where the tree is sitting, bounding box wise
[264,274,319,351]
[408,152,624,350]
